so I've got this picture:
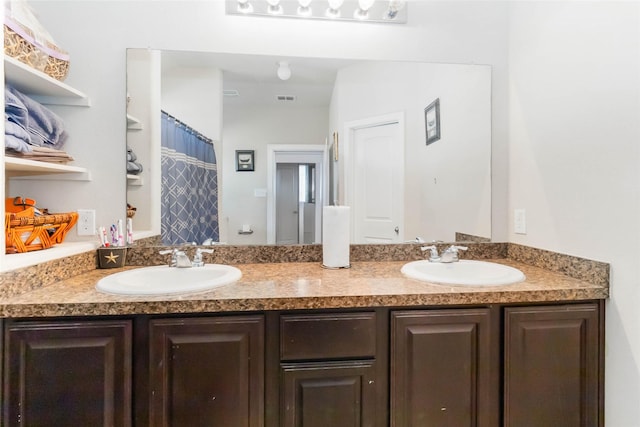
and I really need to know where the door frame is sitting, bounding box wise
[267,144,328,245]
[343,112,405,242]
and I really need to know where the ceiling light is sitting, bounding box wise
[277,61,291,81]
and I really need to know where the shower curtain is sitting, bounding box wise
[161,111,219,245]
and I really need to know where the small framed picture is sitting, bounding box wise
[236,150,255,171]
[424,98,441,145]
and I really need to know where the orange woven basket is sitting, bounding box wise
[5,212,78,254]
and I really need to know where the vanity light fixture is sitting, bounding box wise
[277,61,291,81]
[225,0,407,24]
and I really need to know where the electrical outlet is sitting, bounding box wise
[514,209,527,234]
[77,209,96,236]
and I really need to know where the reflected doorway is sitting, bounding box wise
[275,163,317,244]
[267,144,327,245]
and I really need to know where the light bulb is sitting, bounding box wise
[385,0,405,19]
[277,62,291,81]
[237,0,253,13]
[326,0,343,17]
[297,0,312,17]
[267,0,283,14]
[354,0,374,19]
[358,0,375,11]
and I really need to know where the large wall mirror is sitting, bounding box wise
[126,49,492,246]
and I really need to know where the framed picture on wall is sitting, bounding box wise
[236,150,255,171]
[425,98,441,145]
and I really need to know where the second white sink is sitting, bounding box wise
[96,264,242,296]
[401,260,525,286]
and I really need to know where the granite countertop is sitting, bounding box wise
[0,258,608,318]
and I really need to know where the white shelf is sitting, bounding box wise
[4,56,91,106]
[2,241,98,273]
[5,157,91,181]
[127,173,143,186]
[127,114,143,130]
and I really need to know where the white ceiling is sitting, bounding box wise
[160,50,360,107]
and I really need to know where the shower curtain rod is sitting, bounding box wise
[161,110,213,144]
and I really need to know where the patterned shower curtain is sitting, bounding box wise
[161,111,219,245]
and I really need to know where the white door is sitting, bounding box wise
[352,121,404,243]
[276,163,299,244]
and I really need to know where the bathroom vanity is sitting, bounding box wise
[0,244,608,427]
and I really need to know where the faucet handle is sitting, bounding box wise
[159,248,179,267]
[421,245,441,262]
[192,248,214,267]
[446,245,468,252]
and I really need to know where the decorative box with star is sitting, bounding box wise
[97,247,127,269]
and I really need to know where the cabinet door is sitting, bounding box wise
[281,360,377,427]
[390,308,493,427]
[504,303,601,427]
[148,315,264,427]
[3,319,132,427]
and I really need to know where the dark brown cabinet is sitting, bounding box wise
[147,315,264,427]
[278,312,383,427]
[3,319,132,427]
[503,303,602,427]
[1,302,603,427]
[390,308,495,427]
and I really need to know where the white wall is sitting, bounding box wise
[507,2,640,424]
[333,61,491,241]
[222,104,329,244]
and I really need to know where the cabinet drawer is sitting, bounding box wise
[280,312,376,360]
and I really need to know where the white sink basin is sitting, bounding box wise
[401,260,525,286]
[96,264,242,295]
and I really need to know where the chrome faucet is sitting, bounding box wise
[159,248,214,267]
[440,245,468,263]
[421,244,468,263]
[421,245,441,262]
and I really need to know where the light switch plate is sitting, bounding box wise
[514,209,526,234]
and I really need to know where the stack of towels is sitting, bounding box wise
[127,146,143,175]
[5,84,73,163]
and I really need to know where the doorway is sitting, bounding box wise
[267,145,327,245]
[344,113,405,243]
